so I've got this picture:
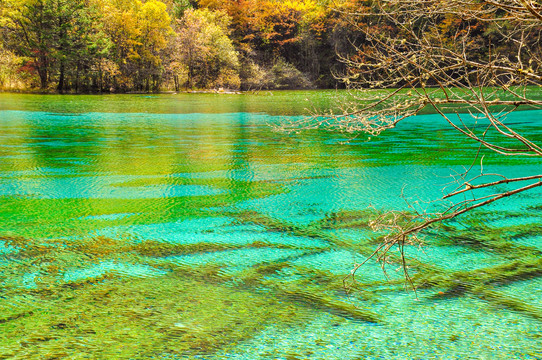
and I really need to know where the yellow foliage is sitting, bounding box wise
[99,0,173,66]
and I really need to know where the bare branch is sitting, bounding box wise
[295,0,542,292]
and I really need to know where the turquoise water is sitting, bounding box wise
[0,92,541,359]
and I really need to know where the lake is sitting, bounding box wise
[0,92,541,359]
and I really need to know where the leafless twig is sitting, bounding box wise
[288,0,542,292]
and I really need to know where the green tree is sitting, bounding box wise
[2,0,110,91]
[7,0,55,89]
[50,0,109,92]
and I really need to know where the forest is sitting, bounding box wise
[0,0,511,93]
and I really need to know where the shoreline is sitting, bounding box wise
[0,87,332,96]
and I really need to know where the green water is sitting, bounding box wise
[0,92,541,359]
[0,91,340,115]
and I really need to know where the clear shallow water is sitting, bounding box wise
[0,93,541,359]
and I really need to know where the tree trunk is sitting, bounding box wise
[37,54,48,90]
[174,75,179,91]
[57,61,65,93]
[75,63,80,93]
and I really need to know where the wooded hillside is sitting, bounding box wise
[0,0,502,93]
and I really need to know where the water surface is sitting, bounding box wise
[0,92,541,359]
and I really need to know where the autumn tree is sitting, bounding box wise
[174,8,240,89]
[0,3,28,89]
[99,0,173,91]
[244,0,329,81]
[0,44,27,89]
[196,0,339,88]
